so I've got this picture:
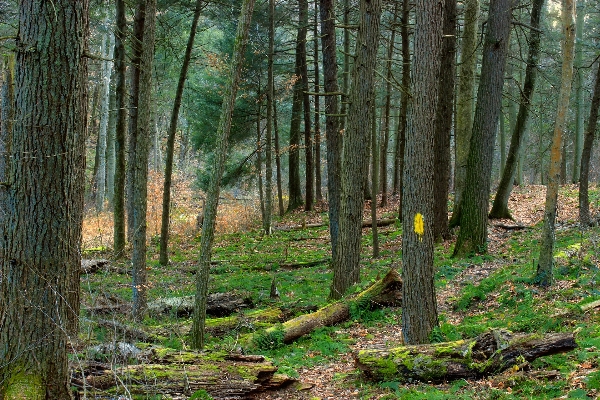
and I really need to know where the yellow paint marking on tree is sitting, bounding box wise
[414,213,424,241]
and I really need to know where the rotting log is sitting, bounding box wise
[81,259,110,274]
[355,329,577,383]
[274,218,397,231]
[250,269,402,347]
[71,348,296,399]
[280,258,331,270]
[148,292,253,317]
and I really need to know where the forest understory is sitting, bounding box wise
[77,182,600,399]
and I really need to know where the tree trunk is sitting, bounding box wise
[0,54,13,220]
[449,0,479,228]
[300,0,313,212]
[320,0,342,267]
[340,0,351,133]
[572,3,585,183]
[313,2,323,202]
[106,70,116,206]
[273,96,285,216]
[453,0,512,257]
[191,0,256,349]
[536,0,575,286]
[159,0,203,266]
[264,0,274,233]
[330,0,381,300]
[0,1,88,396]
[371,102,380,258]
[356,330,577,383]
[433,0,456,242]
[401,0,443,345]
[489,0,545,219]
[113,0,128,257]
[131,0,157,321]
[579,59,600,228]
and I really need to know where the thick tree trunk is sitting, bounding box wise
[536,0,575,286]
[330,0,381,300]
[131,0,157,321]
[0,1,88,396]
[113,0,128,257]
[489,0,545,219]
[191,0,256,349]
[453,0,512,256]
[356,330,577,383]
[401,0,443,344]
[320,0,342,266]
[449,0,479,228]
[433,0,456,242]
[579,59,600,228]
[159,0,203,266]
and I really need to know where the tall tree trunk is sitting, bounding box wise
[330,0,381,300]
[453,0,512,257]
[571,3,584,183]
[536,0,575,286]
[191,0,256,349]
[131,0,156,321]
[264,0,274,233]
[433,0,456,242]
[106,70,117,206]
[320,0,342,267]
[96,22,115,213]
[159,0,203,266]
[0,1,88,396]
[273,96,285,216]
[314,2,323,202]
[257,115,265,224]
[340,0,351,132]
[371,102,380,258]
[489,0,544,219]
[0,55,14,220]
[300,0,313,212]
[113,0,128,257]
[579,59,600,228]
[401,0,443,345]
[449,0,479,227]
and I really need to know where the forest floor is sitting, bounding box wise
[78,182,600,399]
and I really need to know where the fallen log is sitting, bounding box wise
[148,292,253,317]
[279,258,331,270]
[71,348,296,399]
[275,218,397,232]
[250,269,402,348]
[81,259,110,274]
[355,329,577,383]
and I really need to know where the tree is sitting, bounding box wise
[191,0,256,349]
[330,0,381,300]
[264,0,274,233]
[489,0,545,219]
[319,0,342,267]
[300,0,313,212]
[449,0,479,227]
[401,0,443,344]
[0,1,88,396]
[131,0,157,321]
[535,0,575,286]
[159,0,204,266]
[579,58,600,228]
[453,0,512,257]
[571,2,584,183]
[313,3,323,202]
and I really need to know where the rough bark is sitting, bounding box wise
[0,1,88,397]
[572,3,585,183]
[449,0,479,228]
[300,0,313,212]
[401,0,443,344]
[490,0,545,219]
[0,54,13,219]
[313,3,322,202]
[319,0,342,267]
[356,330,577,383]
[330,0,381,300]
[131,0,156,321]
[159,0,203,265]
[371,103,380,258]
[273,96,284,216]
[453,0,512,256]
[264,0,274,233]
[536,0,575,286]
[579,59,600,228]
[191,0,256,349]
[106,69,116,206]
[433,0,456,242]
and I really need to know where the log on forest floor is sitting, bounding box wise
[274,218,397,232]
[355,329,577,383]
[249,269,402,348]
[279,258,331,270]
[148,292,253,317]
[71,348,296,399]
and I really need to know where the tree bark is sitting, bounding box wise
[313,2,323,202]
[191,0,256,349]
[489,0,544,219]
[536,0,576,286]
[159,0,203,266]
[264,0,274,233]
[330,0,381,300]
[300,0,313,212]
[371,102,380,258]
[356,330,577,383]
[0,1,88,396]
[273,96,285,216]
[0,54,13,221]
[401,0,443,344]
[453,0,512,257]
[572,3,584,183]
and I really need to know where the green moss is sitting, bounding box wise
[4,370,44,400]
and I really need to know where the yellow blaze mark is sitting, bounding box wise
[414,213,424,241]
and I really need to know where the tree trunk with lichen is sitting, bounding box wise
[356,330,577,383]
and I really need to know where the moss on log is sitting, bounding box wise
[355,329,577,383]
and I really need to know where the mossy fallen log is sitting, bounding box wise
[250,269,402,348]
[355,329,577,383]
[71,348,296,399]
[148,292,253,317]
